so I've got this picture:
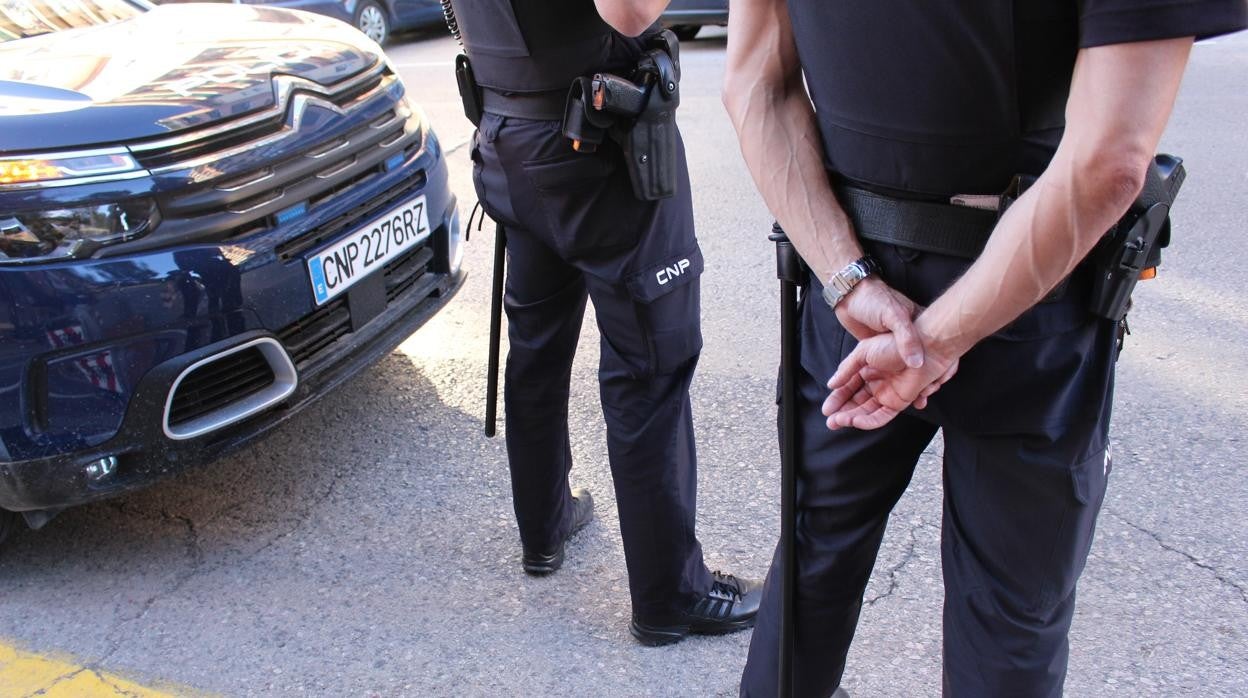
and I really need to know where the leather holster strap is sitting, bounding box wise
[835,184,998,260]
[482,88,567,121]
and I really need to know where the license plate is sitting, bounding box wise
[306,195,429,306]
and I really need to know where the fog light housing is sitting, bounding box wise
[84,455,118,481]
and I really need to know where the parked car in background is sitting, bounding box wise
[0,0,466,545]
[661,0,727,41]
[236,0,446,45]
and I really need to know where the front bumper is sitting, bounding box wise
[0,265,464,513]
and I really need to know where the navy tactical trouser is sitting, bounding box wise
[740,241,1116,697]
[471,113,712,620]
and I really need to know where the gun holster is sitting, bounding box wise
[621,43,681,200]
[561,30,683,201]
[1086,154,1184,321]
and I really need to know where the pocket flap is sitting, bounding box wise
[625,246,704,303]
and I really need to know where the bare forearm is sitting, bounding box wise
[919,38,1193,359]
[594,0,668,36]
[721,2,860,283]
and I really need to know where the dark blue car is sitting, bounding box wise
[237,0,446,46]
[0,0,465,544]
[661,0,728,41]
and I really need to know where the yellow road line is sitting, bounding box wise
[0,641,186,698]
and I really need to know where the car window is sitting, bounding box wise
[0,0,146,42]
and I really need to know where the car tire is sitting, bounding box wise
[670,25,700,41]
[0,509,20,548]
[354,0,390,46]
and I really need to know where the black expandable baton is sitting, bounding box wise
[484,223,506,437]
[771,222,802,697]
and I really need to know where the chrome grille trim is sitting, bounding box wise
[315,156,358,180]
[162,337,298,441]
[227,189,285,214]
[305,138,351,159]
[215,168,275,192]
[146,84,400,176]
[130,62,389,156]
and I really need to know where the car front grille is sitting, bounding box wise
[277,298,352,368]
[98,66,426,258]
[275,165,427,262]
[153,107,421,244]
[277,229,443,369]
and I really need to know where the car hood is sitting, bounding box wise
[0,4,383,153]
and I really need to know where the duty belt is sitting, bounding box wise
[834,184,998,260]
[481,88,566,121]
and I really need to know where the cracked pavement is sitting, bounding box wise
[1,27,1246,698]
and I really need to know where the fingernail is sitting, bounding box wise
[905,353,924,368]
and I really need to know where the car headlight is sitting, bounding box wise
[0,151,140,186]
[0,199,159,264]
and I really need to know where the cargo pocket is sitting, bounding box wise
[1047,446,1111,605]
[1033,445,1112,613]
[623,246,705,376]
[521,147,646,259]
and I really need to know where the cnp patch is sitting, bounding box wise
[625,246,704,303]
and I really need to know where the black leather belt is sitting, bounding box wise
[482,88,566,121]
[835,184,998,259]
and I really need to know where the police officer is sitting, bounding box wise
[723,0,1246,695]
[448,0,760,644]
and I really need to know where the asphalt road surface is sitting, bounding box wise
[2,26,1246,698]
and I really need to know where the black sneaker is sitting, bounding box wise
[521,488,594,576]
[629,570,761,646]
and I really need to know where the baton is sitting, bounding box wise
[484,223,506,437]
[771,222,801,697]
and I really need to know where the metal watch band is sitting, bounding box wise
[821,255,879,309]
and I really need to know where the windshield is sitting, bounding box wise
[0,0,146,43]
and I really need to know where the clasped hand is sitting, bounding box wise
[825,279,959,431]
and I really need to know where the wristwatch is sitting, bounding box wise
[822,255,880,309]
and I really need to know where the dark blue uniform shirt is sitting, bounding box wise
[785,0,1248,197]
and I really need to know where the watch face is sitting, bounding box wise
[824,256,877,309]
[822,283,843,308]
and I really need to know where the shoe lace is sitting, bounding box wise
[709,571,742,600]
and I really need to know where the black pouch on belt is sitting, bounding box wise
[455,53,483,127]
